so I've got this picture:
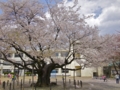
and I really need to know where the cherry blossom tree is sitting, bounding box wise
[108,34,120,75]
[94,34,120,76]
[0,0,111,86]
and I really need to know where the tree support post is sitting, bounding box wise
[32,65,34,90]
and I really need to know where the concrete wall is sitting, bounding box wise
[81,68,95,77]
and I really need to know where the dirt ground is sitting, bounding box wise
[0,76,120,90]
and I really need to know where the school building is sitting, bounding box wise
[0,50,104,77]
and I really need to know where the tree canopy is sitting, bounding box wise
[0,0,117,86]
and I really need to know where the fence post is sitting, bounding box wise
[69,79,71,84]
[77,80,79,85]
[2,81,5,89]
[7,80,9,86]
[62,77,65,88]
[17,79,19,86]
[34,85,37,90]
[9,83,12,90]
[50,84,52,90]
[13,79,15,90]
[56,79,57,84]
[74,80,76,89]
[20,79,22,90]
[80,80,82,88]
[29,79,31,84]
[0,80,1,85]
[73,79,75,85]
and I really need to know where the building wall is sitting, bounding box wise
[0,52,103,77]
[98,67,103,76]
[81,68,95,77]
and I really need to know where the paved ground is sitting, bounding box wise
[0,76,120,90]
[83,79,120,90]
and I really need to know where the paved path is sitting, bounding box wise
[85,79,120,90]
[0,76,120,90]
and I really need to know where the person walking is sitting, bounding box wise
[102,75,107,82]
[115,73,119,84]
[12,74,16,81]
[8,73,11,78]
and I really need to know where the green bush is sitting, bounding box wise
[3,72,8,75]
[10,72,14,75]
[25,72,31,76]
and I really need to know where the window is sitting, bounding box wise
[0,54,2,58]
[7,53,12,58]
[51,69,58,73]
[15,53,23,57]
[3,61,12,65]
[15,53,19,57]
[14,69,19,73]
[55,69,58,73]
[75,53,80,58]
[16,61,22,64]
[3,69,11,74]
[61,51,68,57]
[52,52,59,57]
[55,53,59,57]
[62,69,69,73]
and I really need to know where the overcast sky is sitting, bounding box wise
[64,0,120,35]
[0,0,120,35]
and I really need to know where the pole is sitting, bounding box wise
[73,70,75,85]
[0,60,3,85]
[17,65,19,85]
[0,61,1,85]
[13,65,15,90]
[32,65,34,90]
[64,65,66,89]
[23,64,25,90]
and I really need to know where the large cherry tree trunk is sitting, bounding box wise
[36,63,55,87]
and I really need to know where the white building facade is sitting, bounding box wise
[0,51,103,77]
